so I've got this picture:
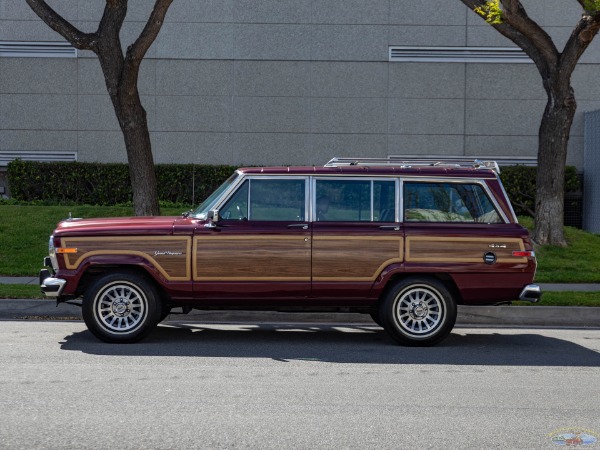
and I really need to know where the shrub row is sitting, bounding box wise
[499,165,581,217]
[7,159,236,207]
[7,160,582,217]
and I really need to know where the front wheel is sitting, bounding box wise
[82,272,161,343]
[379,277,457,346]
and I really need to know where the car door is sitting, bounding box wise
[311,177,403,300]
[193,176,311,300]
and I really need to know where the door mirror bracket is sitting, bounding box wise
[204,210,219,229]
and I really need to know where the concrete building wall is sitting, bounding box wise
[2,0,600,168]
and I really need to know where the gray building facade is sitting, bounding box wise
[2,0,600,171]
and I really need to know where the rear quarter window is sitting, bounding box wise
[403,181,502,223]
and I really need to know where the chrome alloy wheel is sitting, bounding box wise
[394,285,444,336]
[94,282,147,334]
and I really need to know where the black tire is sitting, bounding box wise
[369,310,383,327]
[82,272,161,343]
[159,303,171,323]
[379,277,457,346]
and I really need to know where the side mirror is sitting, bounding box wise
[204,209,219,228]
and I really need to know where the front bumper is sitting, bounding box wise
[519,284,542,303]
[39,268,66,298]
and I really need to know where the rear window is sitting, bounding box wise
[403,182,502,223]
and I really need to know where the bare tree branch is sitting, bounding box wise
[127,0,174,64]
[459,0,559,74]
[25,0,97,51]
[560,14,600,75]
[500,0,559,68]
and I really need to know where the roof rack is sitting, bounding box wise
[324,156,501,173]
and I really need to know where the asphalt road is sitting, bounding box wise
[1,321,599,449]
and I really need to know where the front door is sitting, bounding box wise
[193,177,310,300]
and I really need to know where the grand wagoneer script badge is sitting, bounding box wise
[153,251,183,257]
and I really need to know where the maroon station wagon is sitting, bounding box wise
[40,157,540,346]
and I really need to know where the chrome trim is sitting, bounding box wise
[497,176,519,223]
[48,235,59,271]
[518,284,542,303]
[212,172,510,224]
[41,277,67,298]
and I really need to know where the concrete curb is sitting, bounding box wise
[1,299,599,328]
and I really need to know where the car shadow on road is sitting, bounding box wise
[59,322,600,367]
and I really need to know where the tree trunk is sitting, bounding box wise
[117,102,160,217]
[533,85,576,246]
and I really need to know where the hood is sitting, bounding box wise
[53,216,180,237]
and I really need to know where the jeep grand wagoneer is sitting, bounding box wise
[40,157,540,346]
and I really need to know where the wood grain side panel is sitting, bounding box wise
[194,236,311,281]
[406,236,526,263]
[312,236,403,282]
[61,237,192,280]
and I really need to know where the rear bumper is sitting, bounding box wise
[519,284,542,303]
[39,269,66,298]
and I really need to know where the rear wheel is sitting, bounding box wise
[379,277,457,346]
[82,272,161,343]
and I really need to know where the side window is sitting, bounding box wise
[403,182,502,223]
[315,179,396,222]
[220,179,306,221]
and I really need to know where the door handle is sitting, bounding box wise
[288,224,309,230]
[379,225,400,231]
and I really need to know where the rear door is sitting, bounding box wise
[402,179,531,303]
[311,177,403,300]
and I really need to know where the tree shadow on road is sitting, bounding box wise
[59,322,600,367]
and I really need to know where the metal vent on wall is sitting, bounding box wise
[389,46,531,63]
[0,41,76,58]
[0,151,78,167]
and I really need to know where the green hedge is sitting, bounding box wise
[7,160,582,216]
[7,160,236,207]
[499,165,581,217]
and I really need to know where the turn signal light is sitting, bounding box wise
[512,251,535,258]
[57,248,78,254]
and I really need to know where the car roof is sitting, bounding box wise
[236,165,498,179]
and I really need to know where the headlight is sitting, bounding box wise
[48,235,58,271]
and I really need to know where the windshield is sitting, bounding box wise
[191,172,240,219]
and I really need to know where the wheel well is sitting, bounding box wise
[78,265,171,306]
[377,273,464,308]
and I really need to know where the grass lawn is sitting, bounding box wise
[518,217,600,283]
[0,205,182,277]
[0,284,44,299]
